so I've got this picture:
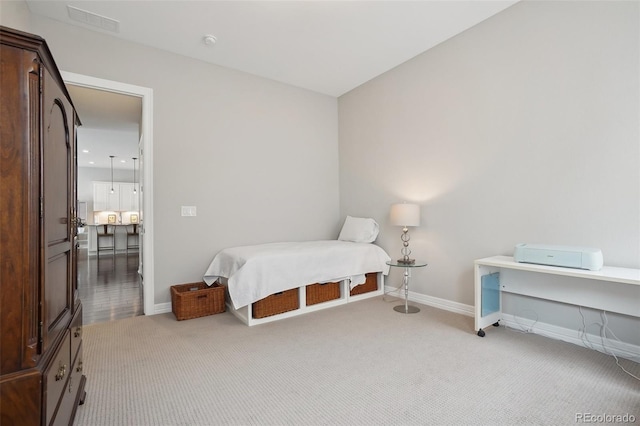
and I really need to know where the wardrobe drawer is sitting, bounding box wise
[70,305,83,358]
[53,343,83,426]
[44,331,71,426]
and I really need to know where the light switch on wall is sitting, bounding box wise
[181,206,197,217]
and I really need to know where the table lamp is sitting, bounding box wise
[390,203,420,264]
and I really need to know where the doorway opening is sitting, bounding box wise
[62,71,155,320]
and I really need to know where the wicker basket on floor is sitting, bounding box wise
[252,288,299,319]
[171,282,226,320]
[306,282,340,306]
[350,273,378,296]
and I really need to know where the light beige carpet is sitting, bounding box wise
[73,296,639,425]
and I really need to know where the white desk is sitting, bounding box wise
[474,256,640,337]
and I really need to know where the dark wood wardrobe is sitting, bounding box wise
[0,26,86,425]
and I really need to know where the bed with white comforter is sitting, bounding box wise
[202,216,391,325]
[203,239,391,310]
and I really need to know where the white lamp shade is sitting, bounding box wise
[390,203,420,227]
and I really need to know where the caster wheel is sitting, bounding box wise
[477,329,485,337]
[493,322,500,327]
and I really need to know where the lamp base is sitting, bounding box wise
[396,258,415,265]
[394,305,420,314]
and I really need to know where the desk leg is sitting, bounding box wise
[394,267,420,314]
[474,264,503,336]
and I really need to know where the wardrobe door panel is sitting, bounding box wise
[42,67,74,350]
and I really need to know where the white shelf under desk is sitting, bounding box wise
[474,255,640,337]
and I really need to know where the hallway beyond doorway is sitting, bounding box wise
[77,250,143,325]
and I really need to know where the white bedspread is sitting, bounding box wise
[203,240,391,309]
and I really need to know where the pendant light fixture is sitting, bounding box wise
[132,157,137,194]
[109,155,115,193]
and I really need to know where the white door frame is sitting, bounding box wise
[62,71,155,316]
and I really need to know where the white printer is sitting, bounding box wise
[513,243,603,271]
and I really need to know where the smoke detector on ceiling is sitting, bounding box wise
[203,35,217,46]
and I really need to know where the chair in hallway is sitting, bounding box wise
[126,224,139,253]
[96,224,115,256]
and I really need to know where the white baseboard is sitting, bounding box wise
[500,313,640,363]
[385,286,640,363]
[154,302,172,314]
[384,286,474,317]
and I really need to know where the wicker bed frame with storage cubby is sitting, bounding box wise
[220,272,384,326]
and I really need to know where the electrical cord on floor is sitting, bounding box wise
[579,306,639,381]
[599,310,640,381]
[507,306,638,381]
[504,309,539,334]
[578,306,601,351]
[382,280,406,303]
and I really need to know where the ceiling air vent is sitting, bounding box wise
[67,5,120,33]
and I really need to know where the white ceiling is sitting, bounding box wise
[67,85,141,170]
[27,0,517,97]
[68,85,141,132]
[26,0,517,169]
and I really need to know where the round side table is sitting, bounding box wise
[386,260,428,314]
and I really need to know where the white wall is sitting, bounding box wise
[0,0,31,30]
[339,1,639,343]
[14,13,339,305]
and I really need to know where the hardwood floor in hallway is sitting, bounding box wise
[77,249,144,325]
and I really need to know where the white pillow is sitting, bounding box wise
[338,216,379,243]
